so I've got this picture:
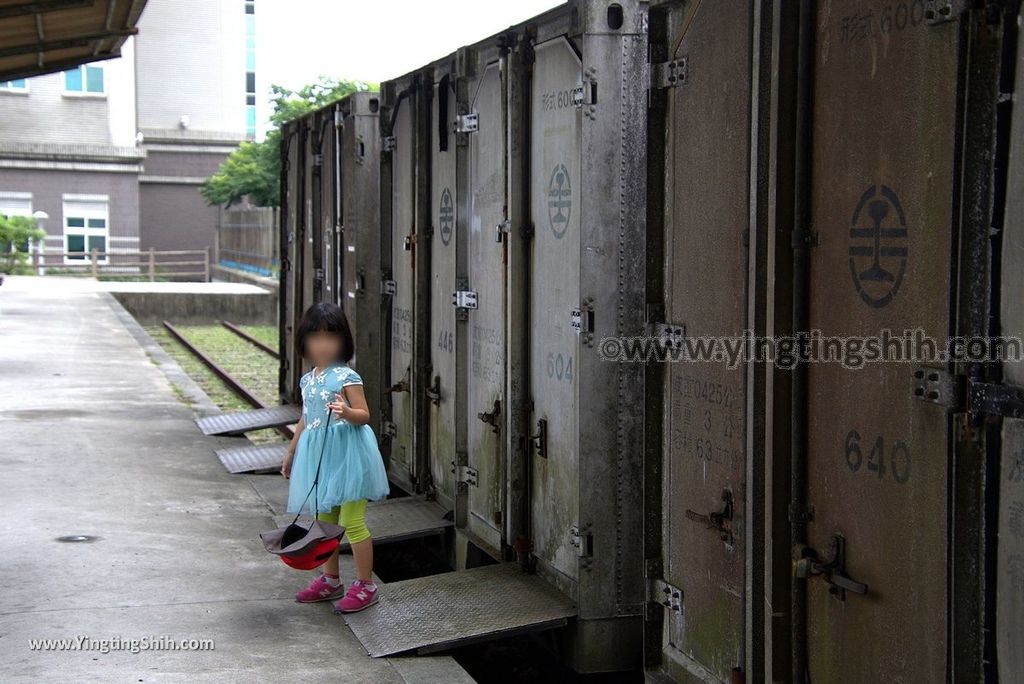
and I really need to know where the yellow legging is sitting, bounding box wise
[316,499,371,544]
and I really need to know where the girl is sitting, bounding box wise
[280,302,390,613]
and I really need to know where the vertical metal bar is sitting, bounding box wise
[790,1,815,681]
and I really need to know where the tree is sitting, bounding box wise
[0,214,45,273]
[200,77,376,208]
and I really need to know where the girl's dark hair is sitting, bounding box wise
[295,302,354,364]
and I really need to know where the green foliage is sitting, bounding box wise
[200,77,376,208]
[0,214,45,273]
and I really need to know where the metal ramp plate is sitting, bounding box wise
[194,405,300,436]
[216,442,288,473]
[343,563,577,656]
[272,496,453,550]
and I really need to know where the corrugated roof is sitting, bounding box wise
[0,0,148,81]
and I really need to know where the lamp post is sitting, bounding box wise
[32,210,48,276]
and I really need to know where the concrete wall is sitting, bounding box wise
[111,291,277,326]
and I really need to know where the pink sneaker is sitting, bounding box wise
[333,579,379,613]
[295,574,345,603]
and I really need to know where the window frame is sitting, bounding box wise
[0,79,29,94]
[62,196,110,265]
[62,64,106,97]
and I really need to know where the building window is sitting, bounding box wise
[245,0,256,139]
[0,79,28,92]
[64,64,104,94]
[0,193,34,252]
[63,197,109,264]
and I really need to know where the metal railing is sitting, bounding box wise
[31,248,211,281]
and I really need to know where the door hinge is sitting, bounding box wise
[451,461,478,486]
[648,320,686,352]
[312,153,323,167]
[452,277,478,321]
[912,367,961,410]
[651,57,687,89]
[381,420,397,438]
[382,135,396,151]
[569,524,593,559]
[573,78,597,107]
[647,577,683,613]
[382,278,396,297]
[454,112,479,133]
[571,307,594,335]
[924,0,968,24]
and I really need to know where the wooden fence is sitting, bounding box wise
[214,207,278,278]
[32,248,211,281]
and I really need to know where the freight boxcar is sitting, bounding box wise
[279,91,383,427]
[642,1,1023,682]
[274,0,1024,680]
[372,0,649,671]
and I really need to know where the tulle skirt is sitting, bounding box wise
[286,421,390,515]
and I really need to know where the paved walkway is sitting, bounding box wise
[0,276,472,683]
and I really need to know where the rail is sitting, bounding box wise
[31,248,211,281]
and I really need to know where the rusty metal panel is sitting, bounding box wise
[528,33,583,588]
[430,74,459,508]
[998,5,1024,678]
[387,93,417,486]
[803,5,959,681]
[280,123,305,405]
[339,93,384,444]
[657,2,751,678]
[464,57,507,551]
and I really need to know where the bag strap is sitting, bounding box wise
[291,405,333,526]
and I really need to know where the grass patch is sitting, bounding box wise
[145,324,285,445]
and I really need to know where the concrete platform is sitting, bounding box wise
[0,276,474,683]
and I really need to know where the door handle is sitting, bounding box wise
[685,489,734,546]
[794,534,868,600]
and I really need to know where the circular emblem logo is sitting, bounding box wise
[848,184,908,309]
[547,164,571,239]
[439,187,454,246]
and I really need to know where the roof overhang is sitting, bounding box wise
[0,0,148,82]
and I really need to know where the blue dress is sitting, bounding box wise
[286,363,390,515]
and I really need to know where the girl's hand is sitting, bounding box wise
[281,450,293,479]
[327,394,350,421]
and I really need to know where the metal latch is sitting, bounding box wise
[794,534,868,601]
[530,418,547,459]
[451,462,478,486]
[381,278,396,296]
[651,57,688,89]
[685,489,734,548]
[969,380,1024,419]
[425,375,442,406]
[382,135,396,151]
[454,112,479,133]
[495,218,511,243]
[477,398,501,435]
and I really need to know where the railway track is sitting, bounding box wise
[161,320,293,439]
